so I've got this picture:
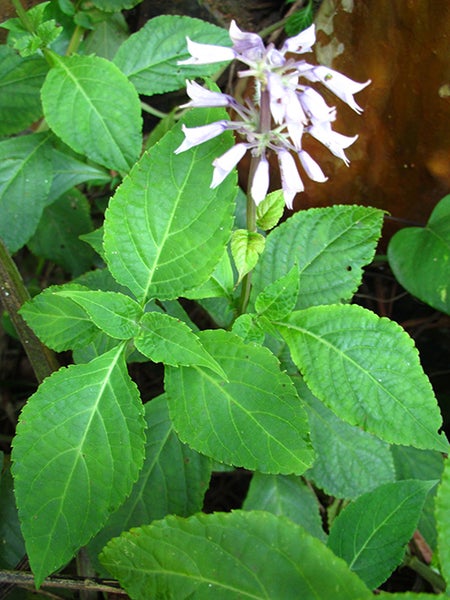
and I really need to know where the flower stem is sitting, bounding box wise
[0,238,59,383]
[403,555,446,593]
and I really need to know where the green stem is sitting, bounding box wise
[141,101,169,120]
[10,0,34,32]
[65,24,85,56]
[404,555,446,593]
[0,238,59,383]
[238,155,258,315]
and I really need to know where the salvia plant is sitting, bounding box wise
[1,0,450,597]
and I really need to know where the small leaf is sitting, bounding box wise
[231,313,265,344]
[19,284,99,351]
[285,0,314,37]
[388,194,450,315]
[42,53,142,172]
[12,344,146,586]
[100,511,371,599]
[277,304,449,452]
[231,229,265,283]
[256,189,285,230]
[255,264,299,320]
[165,329,314,474]
[55,289,143,339]
[114,15,231,95]
[135,312,227,379]
[328,480,436,589]
[184,249,234,300]
[252,205,384,309]
[103,107,236,302]
[0,133,52,252]
[243,473,326,542]
[0,46,47,135]
[27,188,96,276]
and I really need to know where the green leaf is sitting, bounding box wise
[435,456,450,586]
[27,188,96,276]
[82,12,129,59]
[135,312,227,379]
[285,0,314,37]
[328,480,436,589]
[0,467,25,569]
[0,46,47,135]
[252,205,384,309]
[0,133,52,252]
[296,377,395,499]
[103,108,236,302]
[231,229,265,283]
[19,284,99,351]
[12,344,146,586]
[165,329,314,474]
[88,395,211,572]
[100,511,371,599]
[277,304,449,452]
[243,473,326,542]
[231,313,265,344]
[113,15,231,95]
[255,264,299,320]
[90,0,142,12]
[41,53,142,172]
[388,194,450,315]
[184,249,234,300]
[256,189,285,230]
[55,289,142,339]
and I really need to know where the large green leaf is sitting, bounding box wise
[12,344,146,586]
[243,473,326,542]
[103,108,236,303]
[113,15,231,95]
[41,53,142,172]
[0,46,47,135]
[296,378,395,500]
[88,395,211,572]
[0,133,52,252]
[19,284,99,351]
[100,511,371,599]
[165,329,314,474]
[328,480,436,589]
[388,194,450,315]
[277,304,449,452]
[252,205,384,309]
[0,467,25,569]
[27,188,96,276]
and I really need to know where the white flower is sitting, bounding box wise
[181,80,235,109]
[281,23,316,54]
[277,149,304,209]
[302,66,371,114]
[211,143,249,188]
[178,37,235,65]
[307,121,358,165]
[174,121,231,154]
[229,20,265,61]
[250,154,270,205]
[298,150,327,182]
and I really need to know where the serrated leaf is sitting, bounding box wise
[88,395,211,573]
[90,0,141,12]
[243,473,326,542]
[41,53,142,172]
[165,329,314,474]
[435,456,450,586]
[19,284,99,351]
[296,377,395,500]
[252,205,384,309]
[255,264,299,320]
[27,188,96,276]
[55,289,142,339]
[12,344,146,586]
[231,313,265,344]
[231,229,265,283]
[184,249,234,300]
[388,194,450,315]
[113,15,231,95]
[100,511,371,599]
[135,312,227,379]
[0,133,52,252]
[328,480,436,589]
[0,46,47,135]
[103,108,236,302]
[285,0,314,37]
[277,304,449,452]
[82,13,129,59]
[256,189,285,230]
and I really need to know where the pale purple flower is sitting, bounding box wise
[211,143,249,188]
[175,20,370,207]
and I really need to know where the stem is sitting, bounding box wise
[141,101,169,119]
[10,0,34,32]
[65,24,85,56]
[0,239,59,383]
[0,570,127,595]
[404,555,446,593]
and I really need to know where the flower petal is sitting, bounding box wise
[304,66,371,113]
[307,122,358,165]
[178,37,235,65]
[298,150,327,182]
[211,143,248,188]
[250,154,270,205]
[299,87,336,123]
[182,80,234,108]
[282,24,316,55]
[229,20,265,61]
[174,121,229,154]
[277,149,304,208]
